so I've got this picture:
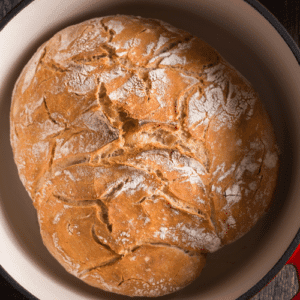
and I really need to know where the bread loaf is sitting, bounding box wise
[10,15,279,297]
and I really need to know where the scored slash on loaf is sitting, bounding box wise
[10,15,279,297]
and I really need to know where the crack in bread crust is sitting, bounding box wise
[78,256,123,278]
[91,225,116,252]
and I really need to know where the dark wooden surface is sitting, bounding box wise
[0,0,299,299]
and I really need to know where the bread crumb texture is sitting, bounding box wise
[10,15,279,297]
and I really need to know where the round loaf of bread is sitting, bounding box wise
[10,15,279,297]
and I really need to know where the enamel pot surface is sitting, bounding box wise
[0,0,300,299]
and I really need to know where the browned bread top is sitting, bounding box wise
[10,15,279,297]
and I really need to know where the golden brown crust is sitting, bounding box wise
[10,15,279,297]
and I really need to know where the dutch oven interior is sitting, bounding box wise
[0,1,296,299]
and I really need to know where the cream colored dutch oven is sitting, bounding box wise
[0,0,300,299]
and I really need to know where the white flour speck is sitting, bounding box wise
[236,154,260,180]
[154,227,168,240]
[149,68,170,108]
[160,54,186,66]
[109,75,146,102]
[63,170,76,181]
[123,38,141,50]
[154,35,169,52]
[227,216,236,227]
[144,42,155,56]
[32,141,49,159]
[264,151,278,169]
[106,20,124,34]
[225,184,242,205]
[99,66,126,84]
